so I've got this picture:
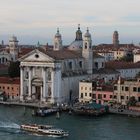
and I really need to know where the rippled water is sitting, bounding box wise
[0,105,140,140]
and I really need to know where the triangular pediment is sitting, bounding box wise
[19,49,55,62]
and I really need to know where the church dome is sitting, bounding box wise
[68,40,83,51]
[9,35,18,42]
[75,24,82,41]
[84,28,91,38]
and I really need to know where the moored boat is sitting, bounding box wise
[20,124,69,137]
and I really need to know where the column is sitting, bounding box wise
[40,85,43,102]
[20,66,24,101]
[51,66,61,103]
[28,67,32,100]
[42,67,47,102]
[51,68,55,103]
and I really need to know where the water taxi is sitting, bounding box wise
[20,124,69,137]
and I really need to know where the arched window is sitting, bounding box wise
[79,61,82,68]
[69,62,72,69]
[2,57,4,63]
[85,42,87,49]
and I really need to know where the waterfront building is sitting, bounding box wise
[113,77,140,105]
[79,79,113,105]
[19,26,94,104]
[0,77,20,100]
[105,61,140,79]
[93,31,139,61]
[0,36,19,64]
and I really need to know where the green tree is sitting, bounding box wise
[127,96,137,106]
[120,53,133,62]
[8,61,20,78]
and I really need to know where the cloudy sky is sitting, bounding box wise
[0,0,140,45]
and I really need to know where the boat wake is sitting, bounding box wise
[0,121,20,129]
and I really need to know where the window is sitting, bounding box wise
[122,86,124,91]
[81,87,83,90]
[69,62,72,69]
[125,87,129,91]
[12,87,14,90]
[85,87,87,90]
[92,94,96,99]
[114,86,117,90]
[89,93,92,97]
[3,86,5,89]
[110,95,112,99]
[103,94,106,98]
[85,93,87,96]
[81,93,83,98]
[114,95,117,99]
[79,61,82,68]
[95,62,98,69]
[138,87,140,92]
[7,87,9,90]
[121,96,124,99]
[133,87,137,92]
[85,42,87,49]
[98,94,102,99]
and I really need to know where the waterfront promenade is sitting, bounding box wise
[0,101,50,108]
[109,107,140,117]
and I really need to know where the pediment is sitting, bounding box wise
[19,49,54,62]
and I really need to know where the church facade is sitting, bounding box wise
[19,26,94,104]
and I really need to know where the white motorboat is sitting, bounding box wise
[20,124,69,137]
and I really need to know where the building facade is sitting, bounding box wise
[113,77,140,105]
[0,77,20,100]
[19,27,93,104]
[79,79,113,105]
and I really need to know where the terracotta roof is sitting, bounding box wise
[105,61,140,69]
[18,48,34,58]
[39,48,83,60]
[0,77,20,84]
[93,68,120,74]
[94,44,139,52]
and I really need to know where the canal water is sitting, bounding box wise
[0,105,140,140]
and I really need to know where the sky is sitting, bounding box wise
[0,0,140,45]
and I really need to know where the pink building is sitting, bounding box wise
[93,91,113,105]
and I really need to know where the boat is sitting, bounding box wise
[32,108,58,117]
[73,102,109,116]
[20,124,69,137]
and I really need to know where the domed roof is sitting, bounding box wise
[114,31,118,34]
[55,28,61,38]
[84,28,91,38]
[75,24,82,41]
[9,35,18,42]
[68,40,83,51]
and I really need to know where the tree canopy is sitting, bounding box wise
[8,61,20,78]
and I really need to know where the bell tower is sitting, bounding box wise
[53,28,63,51]
[113,31,119,46]
[9,35,19,61]
[82,28,93,74]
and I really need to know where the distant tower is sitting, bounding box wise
[82,28,93,74]
[9,35,19,61]
[75,24,82,41]
[113,31,119,46]
[53,28,62,51]
[1,40,4,47]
